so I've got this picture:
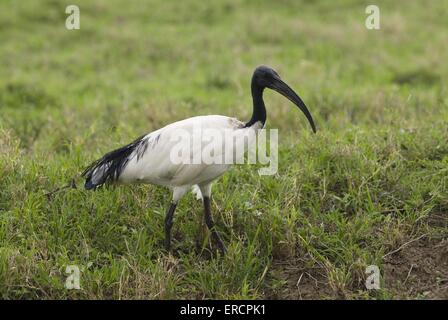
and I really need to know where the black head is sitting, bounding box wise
[252,65,282,88]
[252,65,316,133]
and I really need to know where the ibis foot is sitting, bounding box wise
[164,202,177,251]
[203,196,227,255]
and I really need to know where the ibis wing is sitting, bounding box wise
[84,115,248,189]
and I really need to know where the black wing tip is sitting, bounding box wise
[81,162,98,190]
[84,180,96,190]
[81,133,151,191]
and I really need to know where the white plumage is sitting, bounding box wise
[117,115,259,201]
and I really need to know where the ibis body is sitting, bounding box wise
[83,66,316,253]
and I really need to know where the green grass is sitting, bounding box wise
[0,0,447,299]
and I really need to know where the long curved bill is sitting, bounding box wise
[271,78,316,133]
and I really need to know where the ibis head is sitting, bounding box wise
[250,65,316,133]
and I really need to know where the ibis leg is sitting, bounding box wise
[203,196,226,254]
[164,202,177,251]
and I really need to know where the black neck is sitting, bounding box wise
[245,81,266,127]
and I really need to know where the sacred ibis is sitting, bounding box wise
[82,65,316,254]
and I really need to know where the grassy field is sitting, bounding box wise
[0,0,447,299]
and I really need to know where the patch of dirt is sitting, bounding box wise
[383,236,448,299]
[426,212,448,229]
[266,258,335,300]
[267,233,448,299]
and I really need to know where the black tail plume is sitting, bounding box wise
[82,134,148,190]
